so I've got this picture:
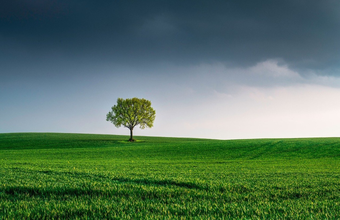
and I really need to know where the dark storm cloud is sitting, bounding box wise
[1,0,340,73]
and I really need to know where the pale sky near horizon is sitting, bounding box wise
[1,0,340,139]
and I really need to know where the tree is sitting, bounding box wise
[106,97,156,142]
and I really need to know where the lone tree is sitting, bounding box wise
[106,97,156,142]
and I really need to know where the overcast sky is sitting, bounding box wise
[1,0,340,139]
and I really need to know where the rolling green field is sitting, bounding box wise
[1,133,340,219]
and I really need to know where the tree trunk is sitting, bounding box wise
[129,128,135,142]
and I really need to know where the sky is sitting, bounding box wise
[1,0,340,139]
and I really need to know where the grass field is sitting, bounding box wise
[1,133,340,219]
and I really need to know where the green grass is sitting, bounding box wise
[1,133,340,219]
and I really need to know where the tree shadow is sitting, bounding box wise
[111,177,203,190]
[1,177,203,200]
[1,170,204,200]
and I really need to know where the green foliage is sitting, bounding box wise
[106,98,155,141]
[1,133,340,219]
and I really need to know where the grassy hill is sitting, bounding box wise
[1,133,340,219]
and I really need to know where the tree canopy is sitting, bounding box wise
[106,97,156,141]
